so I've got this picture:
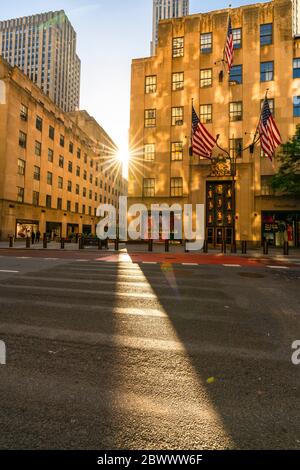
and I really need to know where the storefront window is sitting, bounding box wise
[262,212,300,247]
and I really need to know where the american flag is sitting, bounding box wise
[224,16,234,72]
[259,97,281,161]
[191,105,216,159]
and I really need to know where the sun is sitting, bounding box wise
[116,144,130,177]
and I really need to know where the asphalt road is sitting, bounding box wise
[0,255,299,450]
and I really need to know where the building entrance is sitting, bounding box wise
[206,182,234,246]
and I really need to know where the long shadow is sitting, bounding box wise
[138,262,300,449]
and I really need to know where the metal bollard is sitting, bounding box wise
[231,242,237,254]
[242,240,247,254]
[79,237,84,250]
[61,238,65,250]
[203,240,208,253]
[9,236,14,248]
[263,240,269,255]
[105,238,109,249]
[185,239,189,253]
[221,240,227,254]
[148,239,153,252]
[114,238,119,251]
[26,237,30,249]
[165,239,169,252]
[283,241,289,256]
[43,235,47,249]
[98,238,102,250]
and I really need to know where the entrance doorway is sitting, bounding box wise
[206,182,234,246]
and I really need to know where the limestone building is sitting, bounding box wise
[0,57,125,241]
[129,0,300,247]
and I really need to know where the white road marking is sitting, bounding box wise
[16,257,32,259]
[267,266,289,270]
[0,270,19,273]
[142,262,158,265]
[182,263,199,266]
[223,264,241,268]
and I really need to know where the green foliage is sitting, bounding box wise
[271,126,300,196]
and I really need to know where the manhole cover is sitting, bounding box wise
[238,272,265,279]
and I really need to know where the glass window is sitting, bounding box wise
[47,171,53,185]
[36,115,43,131]
[32,191,39,206]
[82,205,86,214]
[67,181,72,192]
[200,104,212,124]
[20,104,28,121]
[145,75,157,94]
[230,65,242,84]
[17,187,24,203]
[293,58,300,78]
[49,125,54,140]
[83,187,87,197]
[83,170,87,180]
[200,68,212,88]
[144,143,155,161]
[69,142,73,153]
[58,176,63,189]
[229,102,243,121]
[76,166,80,177]
[75,202,79,213]
[76,184,80,195]
[171,107,183,126]
[143,178,155,197]
[48,148,53,162]
[233,28,242,49]
[171,142,183,161]
[260,61,274,82]
[229,138,243,159]
[145,109,156,127]
[19,130,27,148]
[170,177,183,197]
[293,96,300,117]
[260,24,273,46]
[68,161,73,173]
[60,134,65,147]
[67,201,71,211]
[77,148,81,159]
[33,165,40,180]
[35,141,41,156]
[57,198,62,210]
[46,195,52,208]
[200,33,212,53]
[172,37,184,58]
[18,158,25,175]
[172,72,184,91]
[59,155,64,168]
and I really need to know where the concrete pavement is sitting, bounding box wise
[0,256,299,449]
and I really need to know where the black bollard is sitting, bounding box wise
[263,240,269,255]
[98,238,102,250]
[43,236,47,249]
[148,239,153,252]
[165,239,169,252]
[79,237,84,250]
[26,237,30,249]
[283,241,289,256]
[203,240,208,253]
[61,238,65,250]
[185,240,189,253]
[9,236,14,248]
[221,240,227,254]
[114,238,119,251]
[242,240,247,254]
[105,238,109,249]
[231,242,237,254]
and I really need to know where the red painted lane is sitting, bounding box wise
[0,248,299,268]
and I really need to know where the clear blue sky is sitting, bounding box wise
[0,0,267,158]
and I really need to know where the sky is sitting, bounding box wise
[0,0,267,168]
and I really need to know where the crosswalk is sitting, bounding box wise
[0,260,299,449]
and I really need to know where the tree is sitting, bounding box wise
[271,125,300,197]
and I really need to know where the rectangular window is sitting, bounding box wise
[171,142,183,161]
[69,142,74,153]
[58,176,63,189]
[232,28,242,49]
[19,130,27,148]
[143,178,155,197]
[171,107,184,126]
[229,101,243,121]
[46,195,52,209]
[77,148,81,159]
[89,190,92,200]
[172,72,184,91]
[60,134,65,147]
[200,104,212,124]
[200,33,212,53]
[68,161,73,173]
[57,197,62,210]
[260,61,274,82]
[230,65,242,85]
[145,109,156,127]
[260,24,273,46]
[47,171,53,185]
[48,148,53,162]
[49,125,54,140]
[75,202,79,213]
[67,181,72,192]
[36,115,43,131]
[144,143,155,161]
[170,177,183,197]
[293,58,300,78]
[76,166,80,177]
[33,165,40,180]
[59,155,64,168]
[17,186,24,203]
[32,191,39,206]
[67,201,71,212]
[83,170,87,180]
[35,140,41,156]
[18,158,25,175]
[20,104,28,121]
[229,138,243,159]
[83,187,87,197]
[200,68,212,88]
[145,75,157,94]
[82,204,86,214]
[172,37,184,58]
[293,96,300,117]
[76,184,80,195]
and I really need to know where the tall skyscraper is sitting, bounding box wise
[0,10,80,112]
[151,0,189,55]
